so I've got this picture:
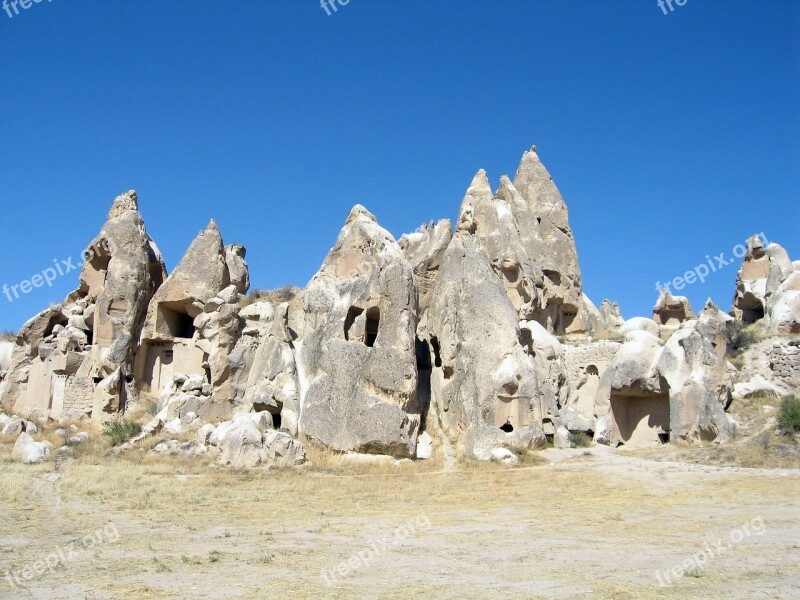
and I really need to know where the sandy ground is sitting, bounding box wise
[0,445,798,600]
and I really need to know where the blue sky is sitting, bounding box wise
[0,0,798,332]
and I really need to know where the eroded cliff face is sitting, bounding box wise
[3,146,796,464]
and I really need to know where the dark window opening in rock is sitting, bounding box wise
[430,336,443,368]
[86,328,94,346]
[742,306,764,324]
[124,376,133,384]
[543,270,561,287]
[344,306,364,341]
[272,412,282,430]
[586,365,599,376]
[561,310,577,332]
[586,429,595,438]
[536,217,542,224]
[502,264,520,284]
[658,432,669,444]
[160,305,196,339]
[44,314,69,338]
[365,307,380,347]
[93,377,103,384]
[416,338,432,371]
[500,421,514,433]
[252,402,271,413]
[519,328,534,355]
[442,365,454,379]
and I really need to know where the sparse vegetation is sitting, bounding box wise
[0,330,16,341]
[102,419,143,446]
[725,321,759,355]
[241,285,300,307]
[778,396,800,433]
[569,431,593,448]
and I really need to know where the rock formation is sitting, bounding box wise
[1,191,165,420]
[423,231,545,459]
[3,147,797,467]
[730,234,797,330]
[297,205,421,456]
[652,289,695,326]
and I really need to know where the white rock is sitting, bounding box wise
[415,431,433,460]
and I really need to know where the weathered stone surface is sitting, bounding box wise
[512,146,582,320]
[425,232,544,460]
[243,303,300,435]
[298,205,420,456]
[652,290,695,326]
[399,220,452,316]
[12,432,52,464]
[135,220,248,419]
[225,244,250,295]
[2,191,164,421]
[594,320,735,447]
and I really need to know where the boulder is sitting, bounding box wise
[12,432,52,464]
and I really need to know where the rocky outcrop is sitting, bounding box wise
[652,290,695,326]
[399,219,452,316]
[1,191,165,421]
[298,206,420,456]
[513,146,583,326]
[135,221,248,419]
[424,231,545,459]
[12,432,52,464]
[243,303,300,435]
[594,318,735,447]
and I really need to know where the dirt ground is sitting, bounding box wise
[1,442,798,600]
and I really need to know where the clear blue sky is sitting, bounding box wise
[1,0,798,332]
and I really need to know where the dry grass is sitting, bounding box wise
[0,411,798,599]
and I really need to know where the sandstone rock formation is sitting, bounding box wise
[6,146,791,467]
[134,220,248,420]
[594,318,735,447]
[1,191,165,421]
[297,206,421,456]
[731,234,797,330]
[652,289,695,326]
[423,231,545,459]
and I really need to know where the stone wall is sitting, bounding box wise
[63,376,94,417]
[563,340,622,386]
[767,339,800,385]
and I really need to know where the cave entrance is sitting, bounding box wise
[365,307,380,347]
[159,303,196,339]
[610,392,670,446]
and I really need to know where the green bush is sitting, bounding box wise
[725,321,758,354]
[569,432,593,448]
[778,396,800,433]
[102,419,142,446]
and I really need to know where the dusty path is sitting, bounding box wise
[0,450,798,600]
